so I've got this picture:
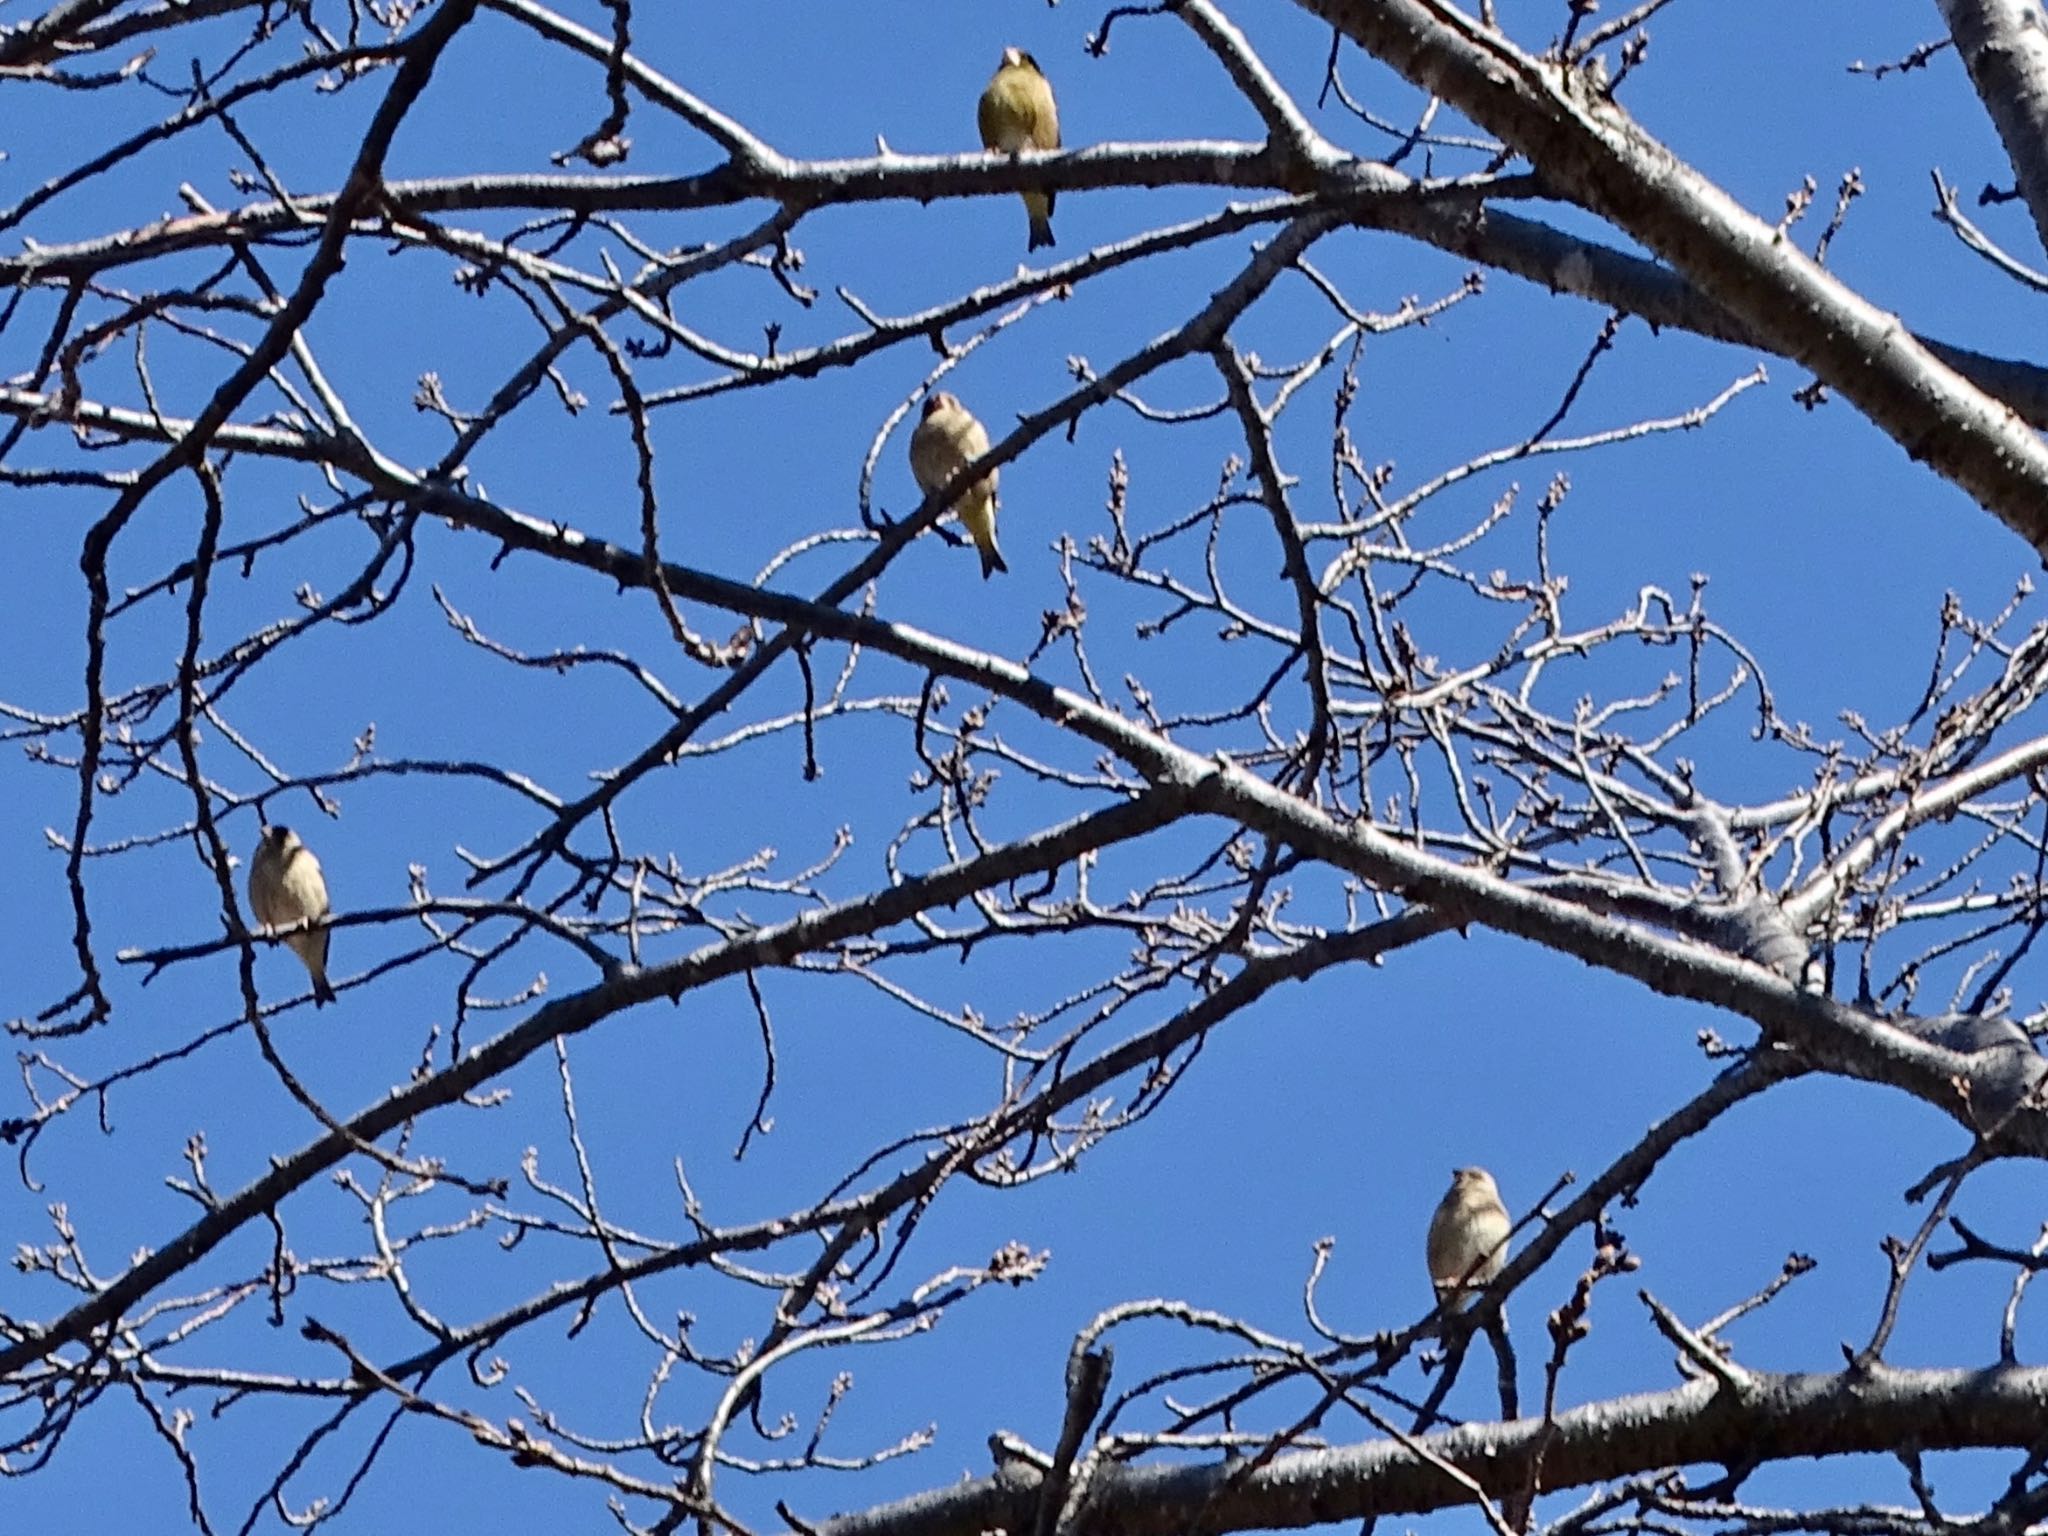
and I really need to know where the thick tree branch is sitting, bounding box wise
[813,1364,2048,1536]
[341,480,2048,1162]
[1936,0,2048,258]
[1297,0,2048,552]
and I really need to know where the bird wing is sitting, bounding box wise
[293,853,332,922]
[1033,75,1060,151]
[977,83,1006,152]
[909,420,960,496]
[248,858,280,927]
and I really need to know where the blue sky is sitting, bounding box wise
[3,1,2047,1531]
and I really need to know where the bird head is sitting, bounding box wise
[262,825,301,855]
[1000,46,1038,72]
[922,391,961,419]
[1450,1166,1498,1198]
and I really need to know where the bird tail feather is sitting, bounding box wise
[293,927,336,1007]
[1026,190,1056,251]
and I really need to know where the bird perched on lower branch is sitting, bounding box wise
[248,824,337,1007]
[1426,1165,1510,1308]
[910,391,1009,578]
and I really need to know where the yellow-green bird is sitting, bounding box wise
[247,824,337,1007]
[979,46,1060,252]
[910,391,1008,579]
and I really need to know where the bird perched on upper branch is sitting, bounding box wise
[909,391,1008,578]
[248,824,337,1007]
[1425,1166,1510,1308]
[979,46,1061,251]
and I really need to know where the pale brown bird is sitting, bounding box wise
[247,824,336,1007]
[1426,1166,1510,1308]
[978,46,1060,251]
[909,390,1008,578]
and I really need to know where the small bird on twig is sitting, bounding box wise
[979,46,1061,251]
[910,391,1008,579]
[248,824,337,1007]
[1426,1165,1510,1308]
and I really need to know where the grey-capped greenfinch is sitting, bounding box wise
[1426,1166,1510,1308]
[248,824,337,1007]
[910,391,1008,579]
[979,46,1060,251]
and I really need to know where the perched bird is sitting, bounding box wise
[1426,1166,1510,1308]
[978,46,1060,251]
[909,391,1008,578]
[247,824,336,1007]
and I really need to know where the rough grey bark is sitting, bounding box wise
[817,1365,2048,1536]
[1299,0,2048,555]
[1937,0,2048,258]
